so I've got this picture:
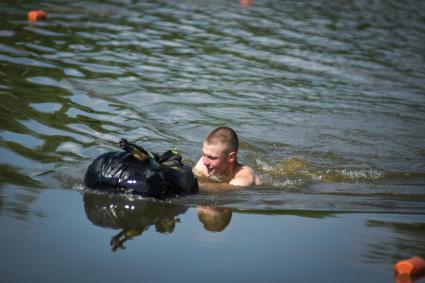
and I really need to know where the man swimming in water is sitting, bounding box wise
[193,127,261,187]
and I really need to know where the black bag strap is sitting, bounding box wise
[119,138,152,161]
[119,138,183,168]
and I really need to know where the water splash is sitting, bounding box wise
[256,156,419,188]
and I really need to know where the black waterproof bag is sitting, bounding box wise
[84,138,198,199]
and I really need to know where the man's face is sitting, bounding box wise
[202,142,231,176]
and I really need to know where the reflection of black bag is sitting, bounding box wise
[83,191,188,231]
[83,191,188,251]
[84,138,198,199]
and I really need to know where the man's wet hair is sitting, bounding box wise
[205,127,239,153]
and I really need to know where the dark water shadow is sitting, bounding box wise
[0,164,44,219]
[0,164,42,189]
[365,219,425,264]
[234,208,336,218]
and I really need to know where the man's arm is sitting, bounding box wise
[193,157,207,177]
[198,181,236,190]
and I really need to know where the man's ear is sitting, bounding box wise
[228,151,236,163]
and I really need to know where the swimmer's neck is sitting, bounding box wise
[212,162,242,183]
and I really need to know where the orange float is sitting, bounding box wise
[395,257,425,275]
[240,0,252,8]
[27,10,47,21]
[394,256,425,283]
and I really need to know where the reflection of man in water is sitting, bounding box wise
[193,127,261,187]
[197,206,232,232]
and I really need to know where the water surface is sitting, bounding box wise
[1,0,425,282]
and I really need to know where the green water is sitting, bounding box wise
[1,0,425,282]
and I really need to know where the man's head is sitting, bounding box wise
[201,127,239,176]
[205,127,239,154]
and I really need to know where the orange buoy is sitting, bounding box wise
[240,0,252,8]
[27,10,47,21]
[394,256,425,275]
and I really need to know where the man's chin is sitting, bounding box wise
[207,171,224,182]
[207,169,221,177]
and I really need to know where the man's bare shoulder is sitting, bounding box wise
[193,158,261,187]
[230,165,262,186]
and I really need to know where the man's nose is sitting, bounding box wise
[203,157,210,166]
